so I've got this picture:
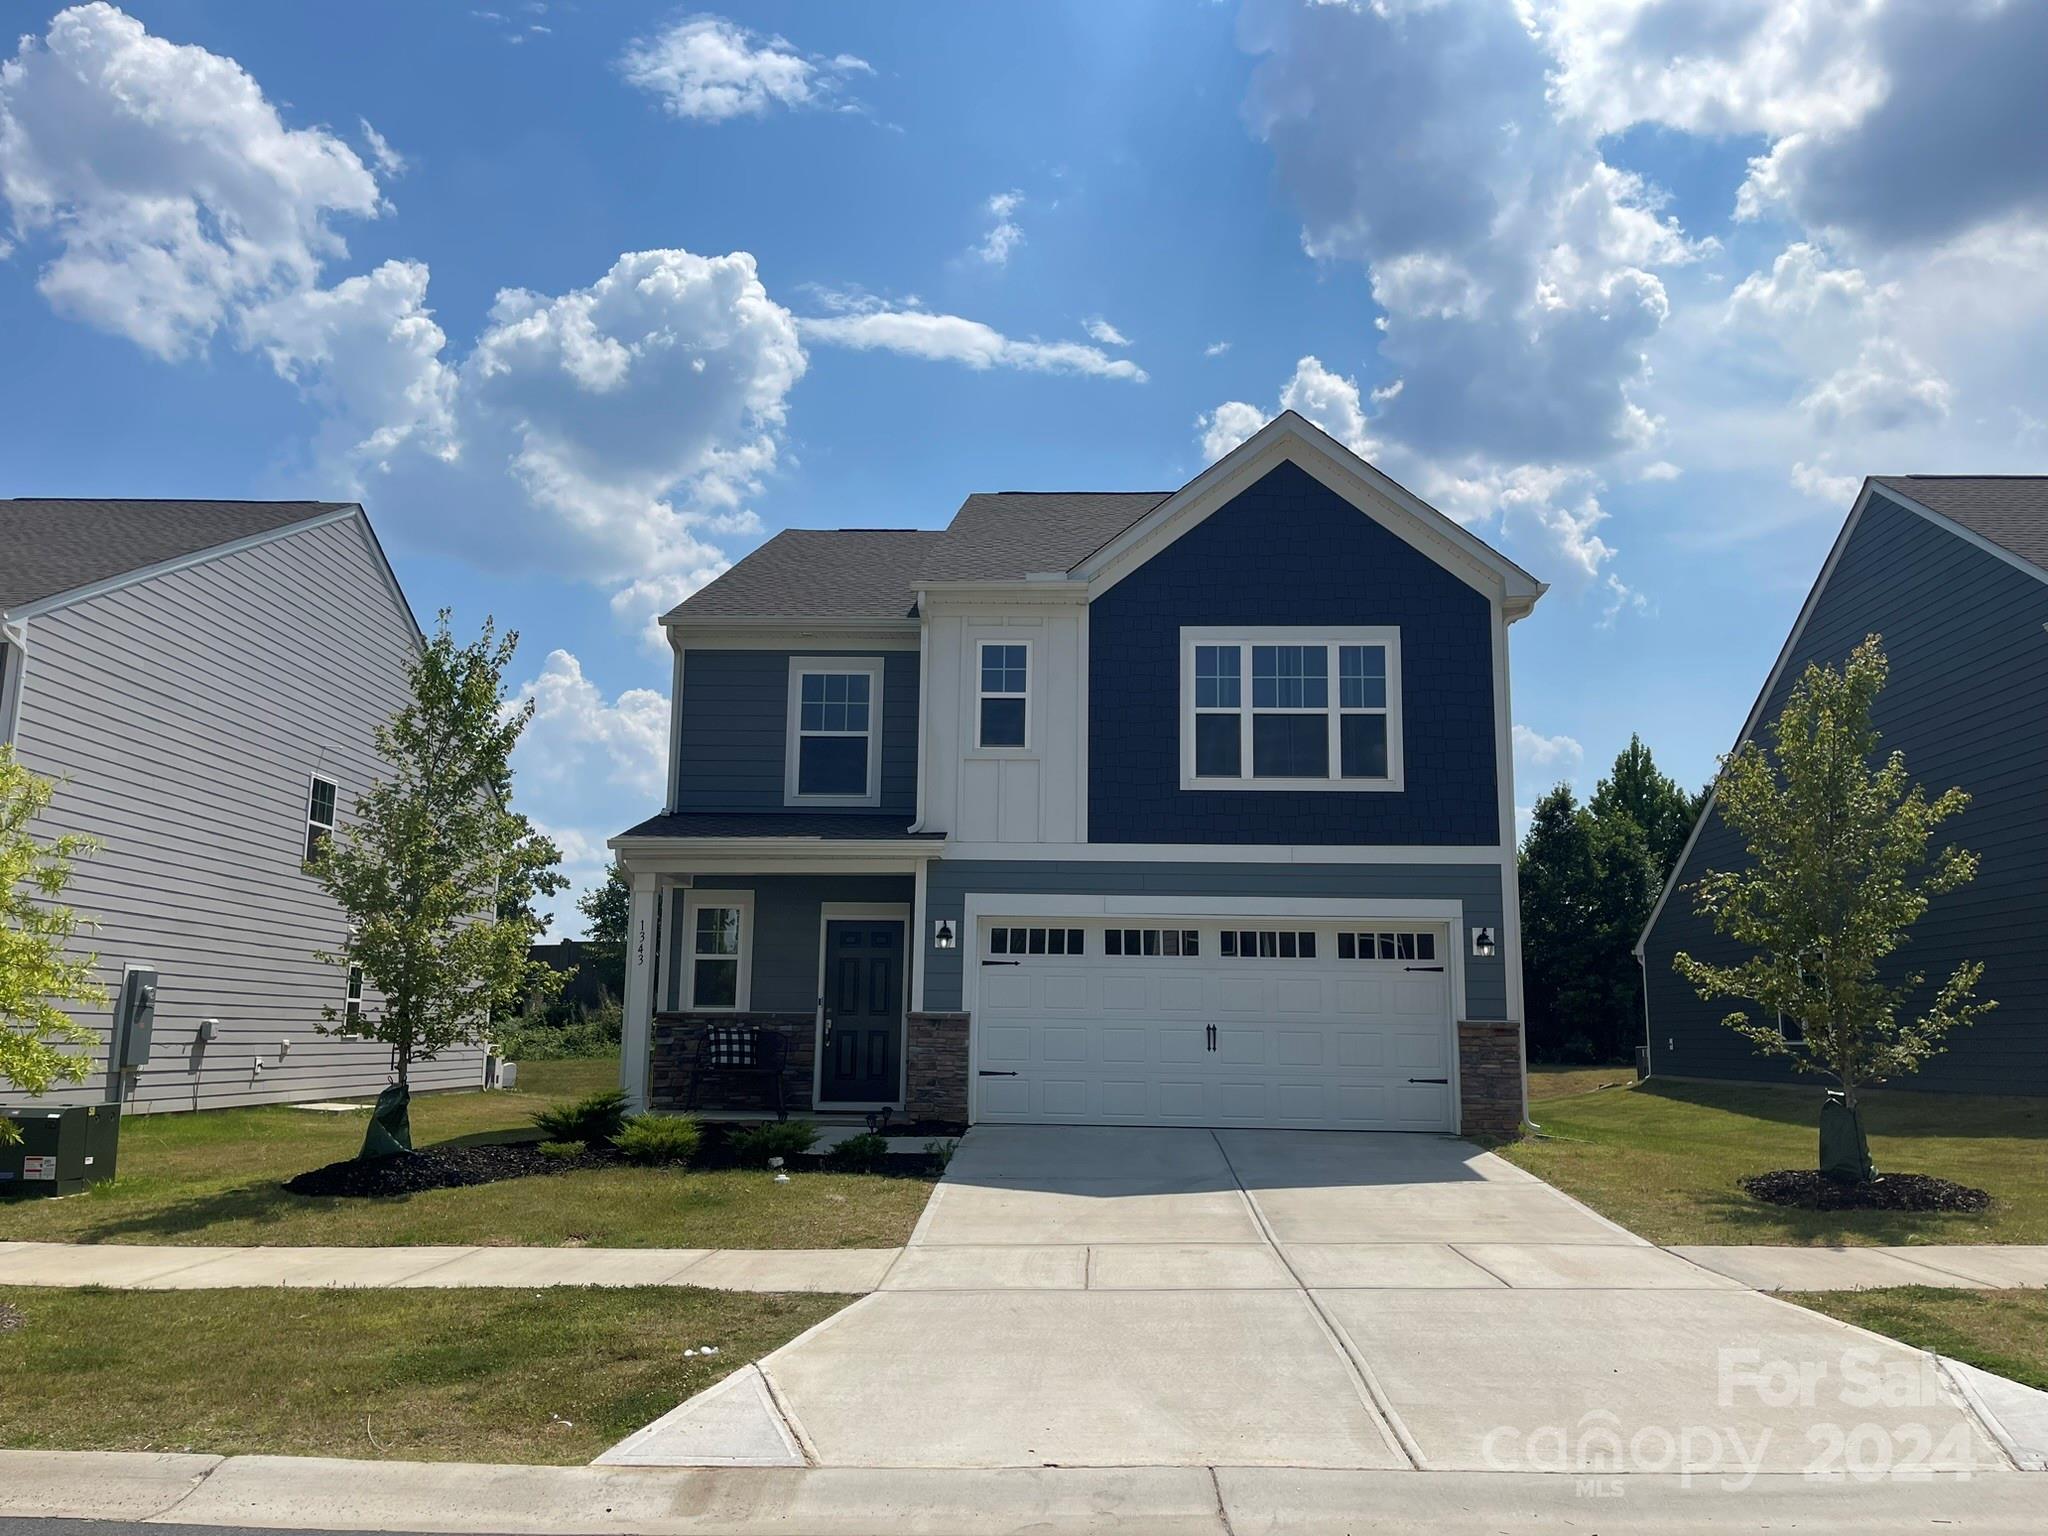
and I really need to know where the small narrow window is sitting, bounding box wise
[1068,929,1085,955]
[1105,928,1123,956]
[305,776,338,863]
[1778,1014,1807,1044]
[345,965,364,1021]
[978,643,1029,748]
[1193,645,1243,778]
[1416,932,1436,960]
[1338,932,1356,960]
[991,928,1011,955]
[1298,932,1317,959]
[1338,645,1391,780]
[689,904,745,1009]
[1220,931,1237,958]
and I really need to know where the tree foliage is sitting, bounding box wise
[1520,734,1700,1062]
[1675,635,1992,1101]
[310,615,566,1131]
[576,857,631,997]
[0,746,105,1142]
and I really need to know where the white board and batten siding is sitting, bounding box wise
[5,514,486,1115]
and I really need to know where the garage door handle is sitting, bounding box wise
[978,1070,1019,1077]
[981,959,1021,967]
[1408,1077,1449,1084]
[1404,965,1445,972]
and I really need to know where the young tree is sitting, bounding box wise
[0,746,105,1143]
[1674,636,1993,1178]
[311,615,565,1155]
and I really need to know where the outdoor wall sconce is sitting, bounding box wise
[932,918,958,950]
[1471,926,1497,959]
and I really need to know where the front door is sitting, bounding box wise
[820,919,903,1103]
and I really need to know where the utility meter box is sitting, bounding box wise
[0,1104,120,1198]
[117,966,159,1069]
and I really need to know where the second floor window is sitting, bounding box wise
[1181,628,1403,791]
[978,642,1029,748]
[305,775,338,863]
[786,657,884,806]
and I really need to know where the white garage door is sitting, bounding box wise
[972,917,1455,1131]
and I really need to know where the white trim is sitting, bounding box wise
[680,888,754,1012]
[1635,484,1875,958]
[783,656,886,809]
[668,620,919,650]
[1177,626,1405,793]
[911,859,931,1013]
[813,902,912,1111]
[304,771,339,865]
[910,620,932,831]
[619,871,661,1111]
[0,621,27,748]
[1076,608,1091,844]
[973,637,1033,752]
[1073,413,1545,612]
[936,840,1512,864]
[1490,590,1530,1128]
[958,892,1468,1131]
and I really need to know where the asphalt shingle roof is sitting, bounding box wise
[2,499,352,613]
[667,493,1171,621]
[1871,476,2048,576]
[615,811,938,841]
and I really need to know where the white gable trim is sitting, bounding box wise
[1073,412,1546,616]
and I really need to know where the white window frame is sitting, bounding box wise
[784,656,885,808]
[345,965,364,1022]
[305,773,339,863]
[974,638,1033,752]
[1178,626,1404,792]
[681,889,754,1013]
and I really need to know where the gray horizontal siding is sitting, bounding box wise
[1644,492,2048,1095]
[673,650,917,815]
[6,516,483,1116]
[669,874,916,1013]
[921,858,1508,1016]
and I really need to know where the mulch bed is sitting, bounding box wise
[1740,1169,1992,1213]
[283,1132,950,1199]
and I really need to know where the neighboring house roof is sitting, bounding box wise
[614,810,941,841]
[1870,476,2048,576]
[1,498,356,615]
[666,412,1542,623]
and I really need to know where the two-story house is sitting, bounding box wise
[610,414,1545,1135]
[1,498,483,1116]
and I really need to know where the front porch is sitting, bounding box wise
[611,820,956,1123]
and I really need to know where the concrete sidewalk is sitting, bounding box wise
[6,1235,2043,1293]
[6,1450,2047,1535]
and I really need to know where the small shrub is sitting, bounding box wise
[727,1120,820,1166]
[616,1114,702,1166]
[827,1131,889,1173]
[537,1138,586,1162]
[924,1138,958,1172]
[532,1087,629,1146]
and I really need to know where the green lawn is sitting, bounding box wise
[0,1284,846,1463]
[0,1058,935,1250]
[1789,1287,2048,1392]
[1527,1063,1639,1101]
[1503,1076,2048,1246]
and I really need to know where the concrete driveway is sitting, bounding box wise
[608,1126,2011,1476]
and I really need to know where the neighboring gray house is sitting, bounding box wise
[1638,476,2048,1095]
[1,499,485,1114]
[611,413,1546,1136]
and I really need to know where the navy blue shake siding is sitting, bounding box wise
[1087,462,1499,845]
[1643,492,2048,1095]
[673,649,918,815]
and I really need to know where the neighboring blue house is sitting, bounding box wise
[1639,477,2048,1095]
[610,414,1547,1134]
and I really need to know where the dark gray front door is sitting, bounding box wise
[820,919,903,1103]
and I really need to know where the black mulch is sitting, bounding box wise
[283,1134,949,1199]
[1740,1169,1992,1213]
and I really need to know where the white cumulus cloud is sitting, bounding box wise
[0,2,385,359]
[619,15,869,123]
[972,190,1025,266]
[1082,316,1128,346]
[801,306,1146,381]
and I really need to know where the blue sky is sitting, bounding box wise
[6,1,2045,933]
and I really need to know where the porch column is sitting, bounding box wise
[618,868,662,1112]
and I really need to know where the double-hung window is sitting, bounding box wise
[785,658,884,806]
[1181,628,1402,790]
[683,891,752,1011]
[304,775,338,863]
[977,642,1029,749]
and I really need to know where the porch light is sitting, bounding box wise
[932,919,958,950]
[1471,926,1497,959]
